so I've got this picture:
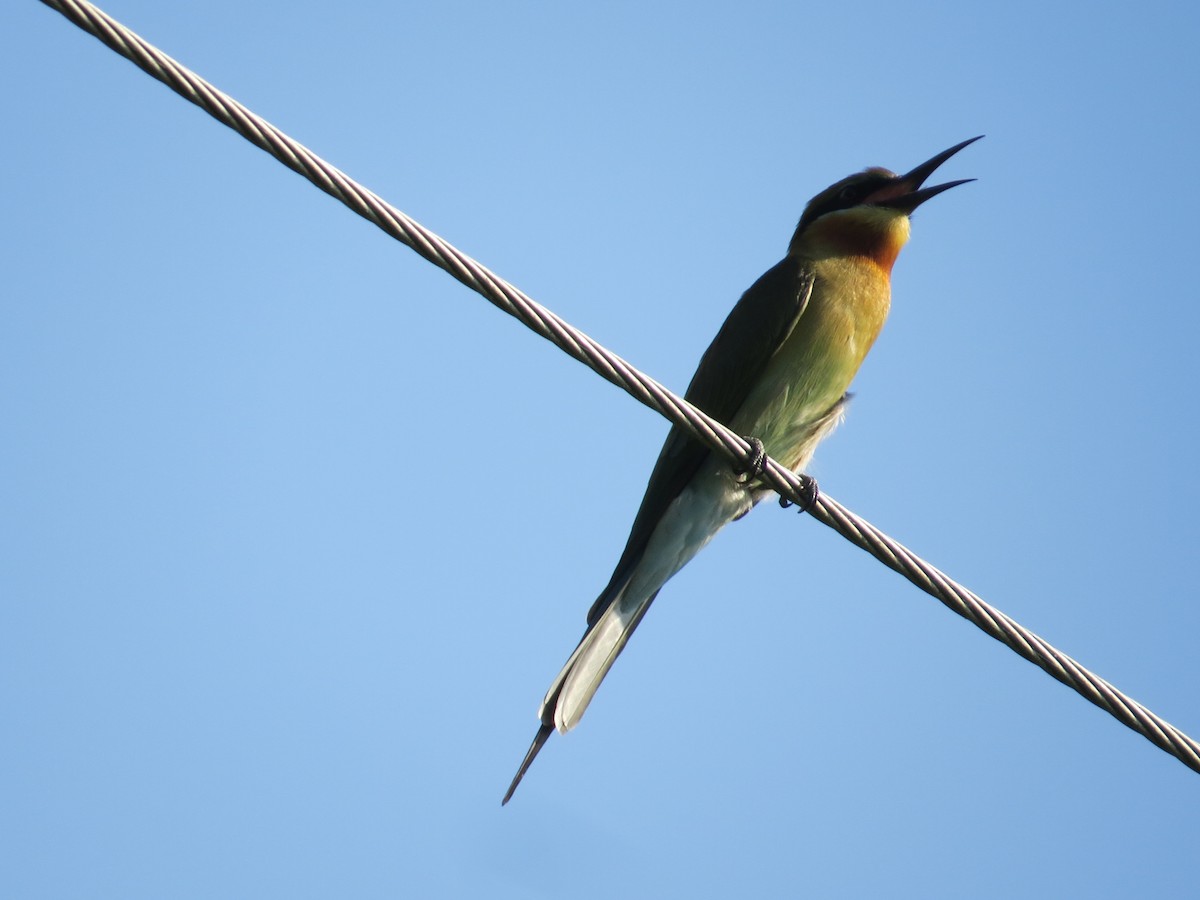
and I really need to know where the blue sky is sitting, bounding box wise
[5,1,1200,897]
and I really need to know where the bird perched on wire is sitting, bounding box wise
[503,137,981,803]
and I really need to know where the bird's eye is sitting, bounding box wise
[838,185,861,204]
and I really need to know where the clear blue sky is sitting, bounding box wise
[5,1,1199,897]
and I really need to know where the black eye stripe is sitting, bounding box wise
[829,175,891,213]
[793,170,898,237]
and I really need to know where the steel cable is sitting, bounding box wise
[36,0,1200,776]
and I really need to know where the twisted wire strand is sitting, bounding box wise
[38,0,1200,775]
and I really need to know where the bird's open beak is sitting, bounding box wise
[870,135,982,213]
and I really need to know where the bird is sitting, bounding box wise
[502,137,980,804]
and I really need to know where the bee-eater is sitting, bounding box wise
[503,137,980,804]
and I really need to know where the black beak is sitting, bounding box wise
[872,135,982,213]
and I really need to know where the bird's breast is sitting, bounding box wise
[731,257,891,470]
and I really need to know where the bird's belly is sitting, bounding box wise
[619,454,753,611]
[730,343,855,472]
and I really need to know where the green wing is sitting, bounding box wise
[588,255,814,624]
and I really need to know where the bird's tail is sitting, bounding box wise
[541,583,658,733]
[502,582,657,804]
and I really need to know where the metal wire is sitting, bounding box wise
[37,0,1200,776]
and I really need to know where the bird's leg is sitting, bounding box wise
[734,436,767,484]
[778,474,819,513]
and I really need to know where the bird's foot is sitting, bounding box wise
[778,475,819,514]
[734,436,767,484]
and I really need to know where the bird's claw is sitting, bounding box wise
[778,475,819,514]
[734,436,767,484]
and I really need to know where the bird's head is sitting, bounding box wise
[789,136,981,272]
